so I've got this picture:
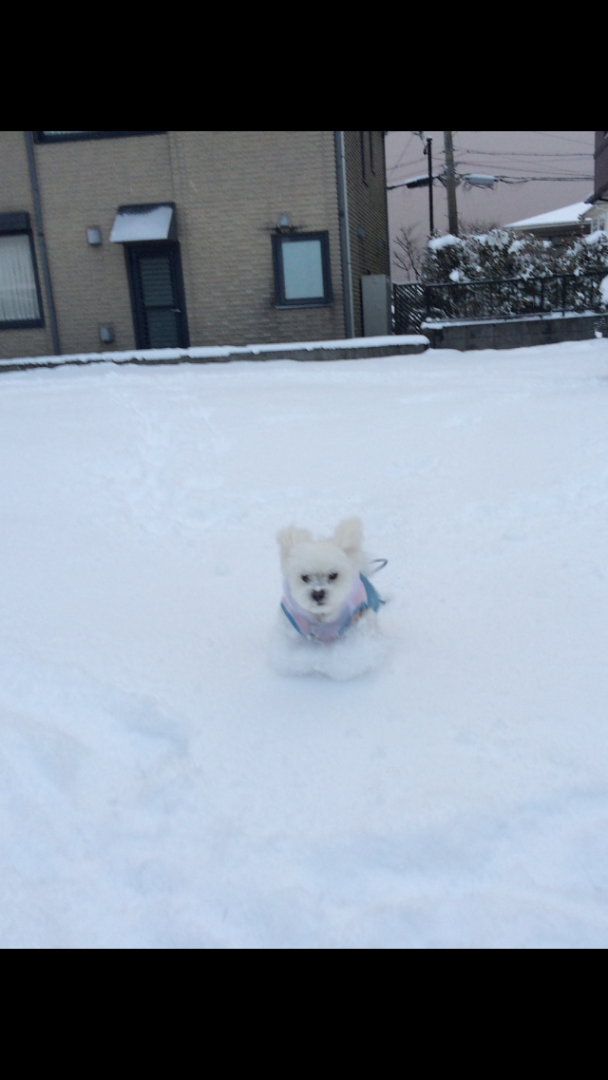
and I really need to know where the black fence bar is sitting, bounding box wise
[393,272,608,334]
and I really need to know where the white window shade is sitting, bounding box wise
[282,239,325,300]
[272,231,332,308]
[0,235,41,323]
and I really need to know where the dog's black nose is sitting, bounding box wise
[312,589,325,603]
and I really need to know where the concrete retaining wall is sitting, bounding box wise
[422,312,608,351]
[0,335,430,376]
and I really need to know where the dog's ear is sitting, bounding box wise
[276,525,313,558]
[332,518,363,558]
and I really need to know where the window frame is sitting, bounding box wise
[272,231,333,309]
[33,131,165,144]
[0,212,45,331]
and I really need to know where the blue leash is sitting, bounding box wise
[359,573,385,612]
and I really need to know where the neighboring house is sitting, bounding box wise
[0,131,390,360]
[581,131,608,233]
[507,201,591,244]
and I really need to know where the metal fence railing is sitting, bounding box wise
[393,272,608,334]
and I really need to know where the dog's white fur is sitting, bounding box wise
[272,518,389,678]
[277,517,367,625]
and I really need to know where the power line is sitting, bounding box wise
[458,164,592,179]
[455,149,590,157]
[386,133,594,195]
[490,175,592,183]
[459,163,592,178]
[387,173,593,191]
[388,159,430,176]
[388,168,593,186]
[387,157,426,173]
[530,131,594,148]
[387,132,416,174]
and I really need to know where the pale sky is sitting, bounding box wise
[386,131,595,280]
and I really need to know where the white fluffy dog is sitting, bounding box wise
[276,518,383,644]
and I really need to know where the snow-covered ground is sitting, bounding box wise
[1,340,607,948]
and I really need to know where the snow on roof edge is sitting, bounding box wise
[507,201,591,229]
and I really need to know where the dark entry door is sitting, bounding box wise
[126,242,189,349]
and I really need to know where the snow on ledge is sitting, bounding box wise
[421,310,604,329]
[0,334,430,368]
[110,205,174,243]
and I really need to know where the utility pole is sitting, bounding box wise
[443,130,458,236]
[425,137,434,235]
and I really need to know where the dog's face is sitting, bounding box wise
[277,519,363,622]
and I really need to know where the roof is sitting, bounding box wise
[507,201,590,229]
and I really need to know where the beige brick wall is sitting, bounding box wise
[170,131,345,345]
[34,133,175,357]
[343,131,390,337]
[1,131,350,359]
[0,131,54,358]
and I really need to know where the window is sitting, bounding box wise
[272,232,332,308]
[0,213,43,329]
[34,131,165,143]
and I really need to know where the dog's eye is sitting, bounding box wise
[301,575,310,583]
[328,572,338,581]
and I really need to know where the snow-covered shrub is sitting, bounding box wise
[421,229,554,285]
[420,228,608,318]
[554,231,608,311]
[420,230,553,319]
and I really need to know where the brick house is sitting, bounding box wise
[0,131,390,360]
